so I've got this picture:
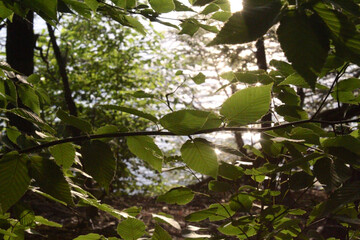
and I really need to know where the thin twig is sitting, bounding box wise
[311,63,349,119]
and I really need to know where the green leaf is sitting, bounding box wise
[218,221,252,236]
[149,0,175,13]
[9,108,55,133]
[151,224,172,240]
[173,0,194,11]
[321,135,360,156]
[81,141,116,192]
[208,0,281,45]
[332,78,360,104]
[126,136,163,172]
[131,90,155,98]
[0,2,13,20]
[320,54,345,77]
[94,125,119,142]
[0,153,30,213]
[49,143,76,170]
[269,60,294,77]
[201,3,219,15]
[34,216,62,228]
[208,180,232,192]
[117,218,146,240]
[152,213,180,229]
[185,207,218,222]
[322,181,360,215]
[229,193,253,212]
[181,138,218,178]
[277,11,329,89]
[74,187,127,219]
[160,110,221,135]
[313,157,342,191]
[288,209,306,216]
[233,72,260,84]
[73,233,106,240]
[272,153,322,173]
[192,72,206,84]
[30,188,67,206]
[56,109,92,133]
[179,19,199,36]
[111,0,136,8]
[208,203,235,221]
[24,0,58,20]
[0,229,17,238]
[211,11,231,22]
[313,2,360,64]
[220,84,272,125]
[63,0,91,18]
[289,171,314,191]
[290,127,320,145]
[102,105,157,123]
[123,206,142,217]
[328,0,360,17]
[123,15,146,35]
[190,0,215,6]
[218,162,244,180]
[84,0,99,11]
[29,156,73,205]
[156,187,194,205]
[275,105,308,121]
[279,73,309,88]
[216,0,230,12]
[12,202,35,226]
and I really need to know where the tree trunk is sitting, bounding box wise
[47,23,78,118]
[6,12,34,75]
[255,38,271,127]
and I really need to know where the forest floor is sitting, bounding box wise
[24,179,325,240]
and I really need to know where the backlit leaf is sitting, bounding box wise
[151,224,172,240]
[314,2,360,64]
[84,0,99,11]
[160,110,222,135]
[0,153,30,213]
[56,109,92,133]
[208,180,232,192]
[192,72,206,84]
[149,0,175,13]
[208,0,281,45]
[29,156,73,205]
[127,136,163,172]
[49,143,76,170]
[181,138,218,178]
[117,218,146,240]
[220,84,272,125]
[102,105,157,123]
[185,207,218,222]
[81,141,116,191]
[277,11,330,89]
[156,187,194,205]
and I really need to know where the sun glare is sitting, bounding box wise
[230,0,243,12]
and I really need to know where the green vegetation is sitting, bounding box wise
[0,0,360,239]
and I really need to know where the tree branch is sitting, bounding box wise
[2,118,359,158]
[311,63,349,120]
[47,23,78,118]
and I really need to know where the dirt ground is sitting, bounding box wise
[22,179,326,240]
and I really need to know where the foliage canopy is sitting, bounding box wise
[1,0,360,239]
